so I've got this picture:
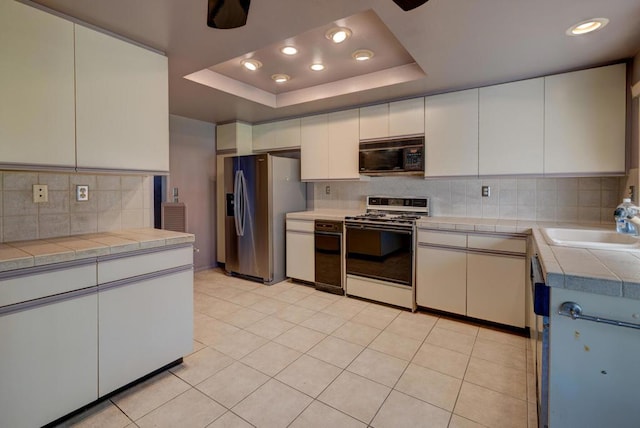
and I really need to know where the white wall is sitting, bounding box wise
[168,114,216,270]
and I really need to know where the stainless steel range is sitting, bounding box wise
[344,196,429,310]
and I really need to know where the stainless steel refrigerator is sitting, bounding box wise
[224,154,306,284]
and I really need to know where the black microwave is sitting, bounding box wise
[359,136,424,175]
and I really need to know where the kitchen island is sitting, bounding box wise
[0,228,195,428]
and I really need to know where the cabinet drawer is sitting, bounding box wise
[467,234,526,254]
[98,246,193,284]
[286,219,314,233]
[418,230,467,247]
[0,261,97,308]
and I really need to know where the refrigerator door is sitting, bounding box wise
[224,155,271,282]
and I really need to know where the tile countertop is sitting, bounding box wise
[0,228,195,273]
[286,209,363,221]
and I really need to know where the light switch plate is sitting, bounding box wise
[76,185,89,201]
[481,186,491,197]
[33,184,48,203]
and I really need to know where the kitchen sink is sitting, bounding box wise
[540,227,640,251]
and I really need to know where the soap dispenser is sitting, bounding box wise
[614,198,639,235]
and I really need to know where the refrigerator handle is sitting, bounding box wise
[238,170,248,236]
[233,170,243,237]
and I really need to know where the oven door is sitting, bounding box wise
[345,223,413,286]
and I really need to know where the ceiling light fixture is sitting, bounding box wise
[326,27,352,44]
[271,74,290,83]
[280,46,298,55]
[241,59,262,71]
[310,63,325,71]
[352,49,374,61]
[566,18,609,36]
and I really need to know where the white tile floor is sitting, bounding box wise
[59,268,538,428]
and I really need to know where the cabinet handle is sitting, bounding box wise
[558,301,640,330]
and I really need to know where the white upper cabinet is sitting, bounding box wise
[544,64,626,175]
[253,118,301,152]
[301,109,359,180]
[275,118,301,149]
[75,25,169,173]
[328,109,360,179]
[479,78,544,175]
[360,98,425,140]
[425,89,479,177]
[217,121,252,154]
[301,114,329,181]
[0,1,76,169]
[359,104,388,140]
[389,98,424,136]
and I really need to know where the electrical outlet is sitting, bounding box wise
[76,185,89,201]
[33,184,48,203]
[481,186,491,197]
[325,185,331,195]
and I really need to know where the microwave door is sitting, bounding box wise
[360,149,403,172]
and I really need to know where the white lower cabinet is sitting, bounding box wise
[416,229,526,328]
[0,290,98,428]
[286,219,315,282]
[98,268,193,396]
[416,246,466,315]
[467,252,525,327]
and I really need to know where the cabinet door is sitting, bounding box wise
[0,1,76,169]
[467,253,525,327]
[425,89,479,177]
[98,269,193,396]
[544,64,626,174]
[359,104,389,140]
[252,122,276,152]
[416,246,466,315]
[328,109,360,179]
[75,25,169,172]
[479,78,544,175]
[301,114,329,180]
[286,230,315,282]
[0,294,98,428]
[275,118,301,149]
[389,98,424,137]
[218,122,252,154]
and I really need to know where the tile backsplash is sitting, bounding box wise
[312,176,629,224]
[1,171,152,243]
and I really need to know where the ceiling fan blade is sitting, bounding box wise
[207,0,251,29]
[392,0,429,11]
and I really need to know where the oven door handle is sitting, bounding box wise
[345,224,413,234]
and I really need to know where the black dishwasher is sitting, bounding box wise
[314,220,344,295]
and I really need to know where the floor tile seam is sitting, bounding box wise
[315,392,378,426]
[474,335,528,351]
[449,333,477,422]
[192,382,239,412]
[271,330,328,353]
[466,354,529,374]
[242,318,298,340]
[244,344,307,379]
[461,377,528,402]
[114,371,191,423]
[468,352,528,372]
[417,340,474,359]
[407,359,465,380]
[390,382,459,414]
[107,398,136,426]
[433,323,480,339]
[181,352,237,388]
[205,409,256,428]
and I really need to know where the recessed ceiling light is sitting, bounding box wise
[310,63,325,71]
[326,27,352,44]
[566,18,609,36]
[352,49,374,61]
[281,46,298,55]
[271,74,290,83]
[241,59,262,71]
